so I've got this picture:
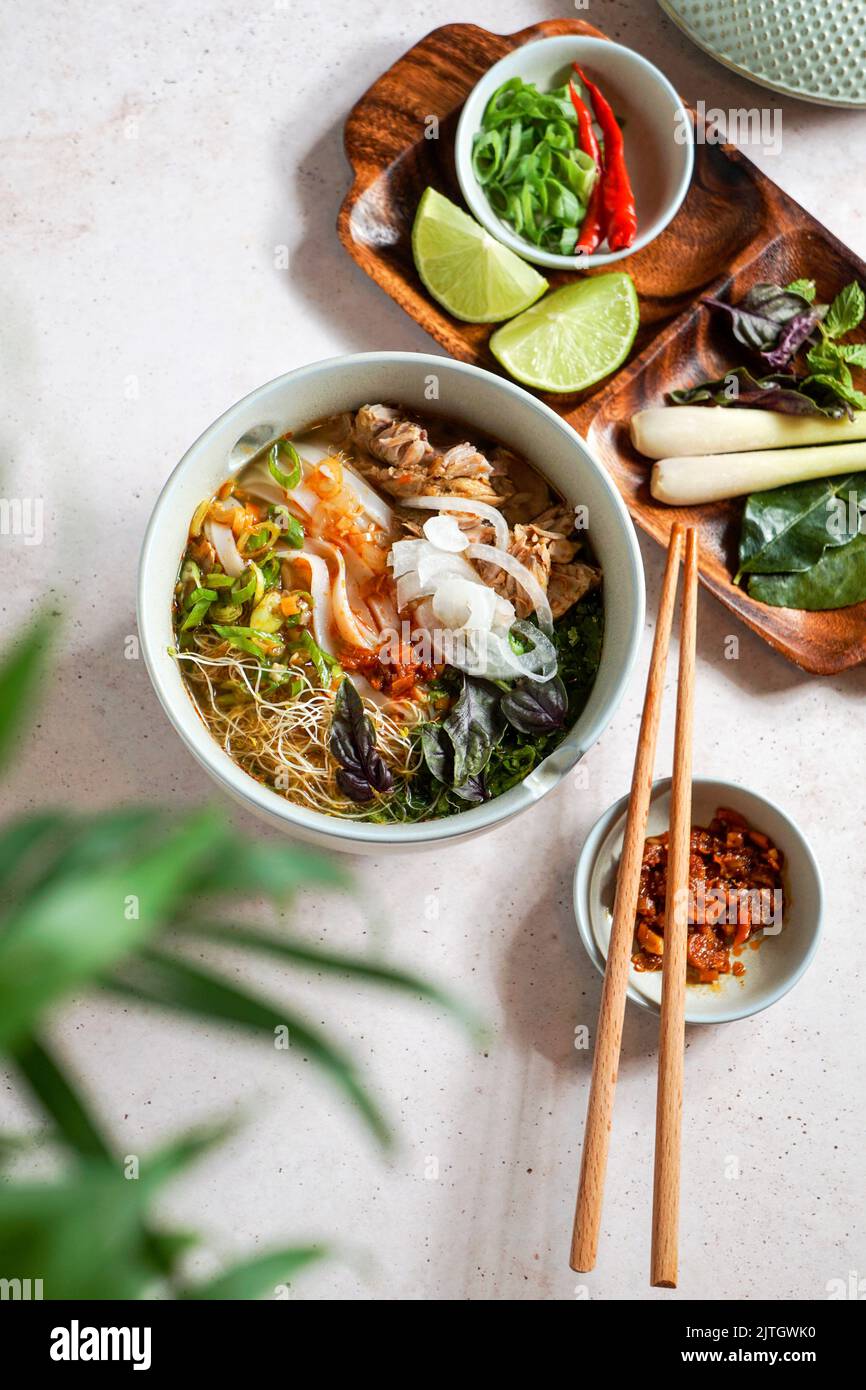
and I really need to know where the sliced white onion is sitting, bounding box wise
[449,628,556,683]
[396,572,427,612]
[452,630,525,680]
[432,574,499,633]
[493,596,517,631]
[510,621,558,681]
[416,548,478,590]
[466,542,553,635]
[204,518,245,578]
[422,514,469,552]
[391,539,478,592]
[389,538,429,578]
[402,495,509,549]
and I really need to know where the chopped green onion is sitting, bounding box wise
[267,504,305,550]
[281,515,304,549]
[258,553,282,588]
[204,571,235,589]
[243,526,271,552]
[289,629,341,687]
[189,586,218,605]
[180,559,202,590]
[211,624,270,659]
[209,602,243,623]
[471,78,598,254]
[230,568,257,605]
[181,598,213,631]
[268,438,302,492]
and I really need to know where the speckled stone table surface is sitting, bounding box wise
[3,0,864,1300]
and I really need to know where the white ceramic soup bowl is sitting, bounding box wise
[455,35,694,270]
[138,352,644,853]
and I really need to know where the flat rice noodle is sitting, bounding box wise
[306,536,378,650]
[281,549,335,655]
[204,518,245,578]
[366,586,400,634]
[235,458,285,508]
[294,435,394,532]
[341,544,377,588]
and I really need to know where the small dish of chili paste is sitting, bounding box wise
[632,806,785,983]
[573,777,823,1024]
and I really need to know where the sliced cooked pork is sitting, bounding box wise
[351,405,512,506]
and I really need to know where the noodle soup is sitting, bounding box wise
[172,403,603,822]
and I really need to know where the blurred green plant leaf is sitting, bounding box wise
[0,814,69,918]
[105,949,392,1148]
[13,1036,112,1160]
[187,837,350,899]
[36,809,169,887]
[183,923,479,1031]
[0,1127,223,1300]
[181,1245,326,1299]
[0,617,476,1298]
[0,811,224,1047]
[0,620,50,772]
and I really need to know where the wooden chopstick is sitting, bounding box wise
[570,523,685,1273]
[650,526,698,1289]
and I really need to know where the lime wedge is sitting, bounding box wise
[489,274,640,393]
[411,187,548,324]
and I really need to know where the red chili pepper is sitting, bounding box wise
[572,63,637,252]
[568,79,603,256]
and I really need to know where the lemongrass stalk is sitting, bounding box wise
[651,441,866,506]
[631,406,866,460]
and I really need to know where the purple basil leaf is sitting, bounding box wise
[500,675,568,734]
[330,677,393,801]
[442,674,504,786]
[365,747,393,794]
[763,310,823,369]
[420,724,452,785]
[669,368,844,417]
[335,768,376,803]
[704,283,819,355]
[451,771,489,804]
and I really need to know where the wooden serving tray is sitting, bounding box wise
[338,17,866,674]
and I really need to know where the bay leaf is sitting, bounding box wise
[748,531,866,610]
[737,472,866,578]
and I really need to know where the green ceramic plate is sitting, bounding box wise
[658,0,866,109]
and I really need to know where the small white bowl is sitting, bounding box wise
[573,778,823,1024]
[455,35,694,270]
[139,353,644,853]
